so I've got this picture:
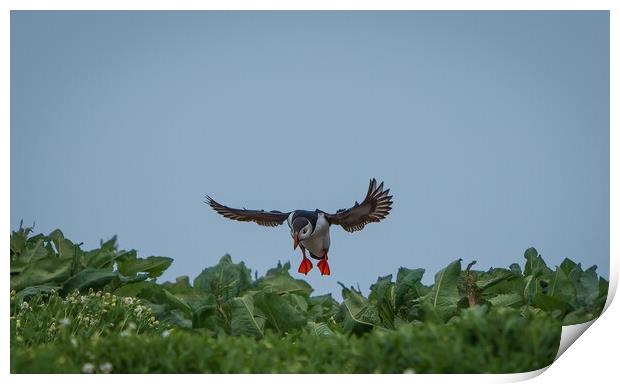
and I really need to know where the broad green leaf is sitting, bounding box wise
[369,274,396,328]
[559,258,582,282]
[10,226,32,256]
[523,275,540,303]
[117,252,173,278]
[576,266,599,306]
[306,321,335,337]
[308,294,339,323]
[547,266,575,303]
[563,308,596,325]
[84,248,116,270]
[534,293,567,315]
[394,267,425,310]
[253,291,307,333]
[194,255,252,301]
[189,294,218,330]
[14,285,59,304]
[476,268,515,291]
[339,285,379,334]
[523,248,552,277]
[423,259,462,322]
[10,257,73,291]
[509,263,522,275]
[165,310,193,328]
[113,281,152,297]
[230,294,265,337]
[15,238,50,264]
[285,293,309,312]
[255,271,312,296]
[488,293,523,307]
[60,268,118,294]
[138,285,192,316]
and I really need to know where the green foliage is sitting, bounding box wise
[9,227,609,373]
[10,306,560,374]
[10,225,173,294]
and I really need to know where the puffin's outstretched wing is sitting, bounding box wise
[205,196,290,227]
[323,178,393,232]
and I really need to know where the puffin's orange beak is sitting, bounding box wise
[293,233,299,250]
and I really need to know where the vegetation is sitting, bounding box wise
[10,225,608,373]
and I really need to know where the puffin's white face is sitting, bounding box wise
[291,217,313,249]
[298,222,313,240]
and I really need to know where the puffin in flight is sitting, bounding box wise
[205,178,393,276]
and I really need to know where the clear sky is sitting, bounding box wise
[11,11,609,297]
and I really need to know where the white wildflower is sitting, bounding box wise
[161,329,171,338]
[70,337,78,347]
[20,301,30,310]
[59,317,71,327]
[99,362,113,374]
[120,330,130,337]
[82,363,95,374]
[127,322,137,330]
[123,297,134,306]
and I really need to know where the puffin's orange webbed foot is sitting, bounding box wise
[317,258,331,276]
[298,257,313,275]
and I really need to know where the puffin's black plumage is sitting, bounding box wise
[290,210,319,232]
[205,178,394,276]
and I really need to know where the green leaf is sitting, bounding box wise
[117,251,173,278]
[559,258,582,282]
[230,294,265,337]
[523,248,552,277]
[15,238,50,264]
[563,308,596,325]
[189,294,218,330]
[308,294,339,323]
[253,291,307,333]
[61,268,118,294]
[423,259,462,322]
[10,226,32,257]
[394,267,425,310]
[255,267,313,296]
[10,257,73,291]
[194,255,252,301]
[306,321,335,337]
[547,266,575,303]
[84,248,116,270]
[339,285,379,334]
[14,285,60,304]
[476,268,515,291]
[113,281,152,297]
[138,284,192,316]
[488,293,523,307]
[576,266,599,306]
[534,293,567,315]
[369,274,396,328]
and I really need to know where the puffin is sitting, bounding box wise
[205,178,393,276]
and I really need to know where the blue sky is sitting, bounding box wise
[11,11,609,297]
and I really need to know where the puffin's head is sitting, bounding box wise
[291,217,313,249]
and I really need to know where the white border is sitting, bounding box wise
[2,2,617,383]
